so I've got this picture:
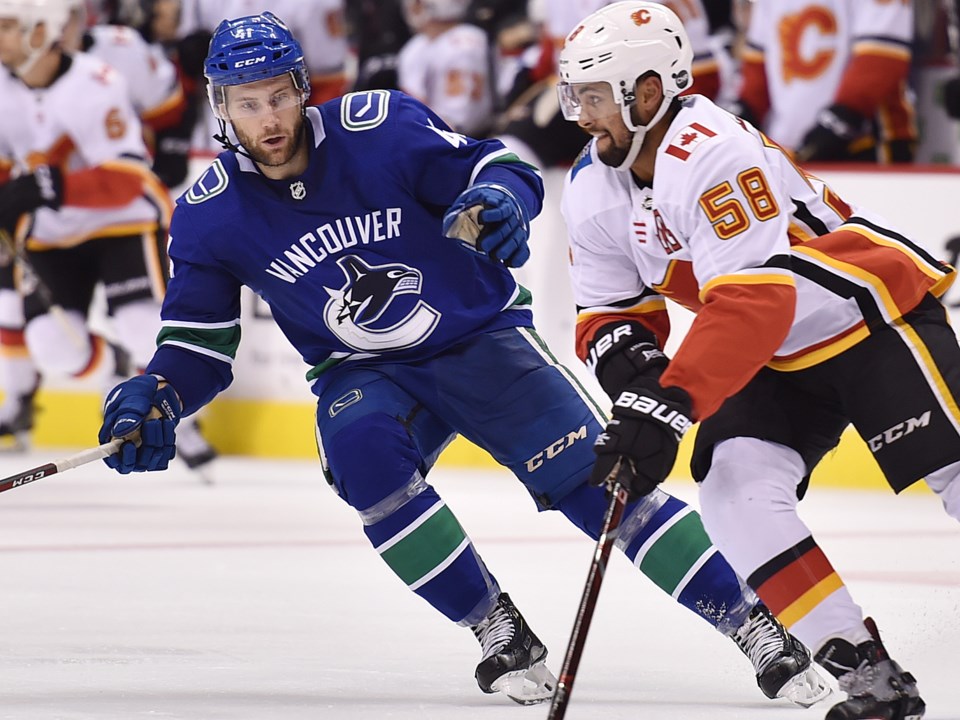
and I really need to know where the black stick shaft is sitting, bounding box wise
[0,439,123,494]
[547,462,632,720]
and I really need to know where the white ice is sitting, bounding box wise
[0,451,957,720]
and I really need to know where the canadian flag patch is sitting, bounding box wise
[665,122,717,161]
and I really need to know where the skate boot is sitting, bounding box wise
[176,416,218,483]
[0,385,38,452]
[815,617,925,720]
[470,592,556,705]
[733,603,831,707]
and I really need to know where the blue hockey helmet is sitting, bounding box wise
[204,11,311,120]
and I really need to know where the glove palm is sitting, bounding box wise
[442,183,531,268]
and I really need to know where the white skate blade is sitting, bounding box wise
[778,665,832,708]
[490,661,557,705]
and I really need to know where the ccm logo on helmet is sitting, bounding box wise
[632,9,652,25]
[614,391,691,436]
[234,56,266,68]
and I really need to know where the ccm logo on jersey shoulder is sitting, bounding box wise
[665,122,717,161]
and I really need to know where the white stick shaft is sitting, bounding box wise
[54,438,125,473]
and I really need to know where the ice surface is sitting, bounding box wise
[0,451,956,719]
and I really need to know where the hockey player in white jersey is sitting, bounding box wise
[397,0,494,136]
[96,11,830,708]
[0,0,215,470]
[735,0,916,163]
[559,2,959,718]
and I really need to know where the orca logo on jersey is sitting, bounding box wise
[323,255,441,353]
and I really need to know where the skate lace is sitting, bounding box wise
[473,605,516,662]
[734,611,785,674]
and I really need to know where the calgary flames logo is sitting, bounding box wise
[779,6,837,83]
[631,9,652,25]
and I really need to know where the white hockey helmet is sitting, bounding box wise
[0,0,74,74]
[402,0,470,32]
[557,1,694,170]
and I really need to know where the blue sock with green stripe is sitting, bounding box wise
[364,484,500,625]
[557,484,751,630]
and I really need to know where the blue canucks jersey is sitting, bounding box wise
[146,90,543,414]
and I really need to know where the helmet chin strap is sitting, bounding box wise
[613,95,672,172]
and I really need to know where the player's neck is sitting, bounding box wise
[630,103,679,183]
[18,50,63,89]
[419,20,459,39]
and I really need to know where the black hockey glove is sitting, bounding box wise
[590,379,693,500]
[945,75,960,120]
[795,104,866,163]
[586,320,668,397]
[0,165,63,233]
[152,132,192,188]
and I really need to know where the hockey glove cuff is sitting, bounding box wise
[99,374,183,474]
[442,182,531,268]
[590,379,693,500]
[586,320,668,397]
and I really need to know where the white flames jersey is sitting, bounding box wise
[562,95,952,417]
[0,53,168,246]
[85,24,182,125]
[178,0,347,75]
[398,23,492,136]
[744,0,913,150]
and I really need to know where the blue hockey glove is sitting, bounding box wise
[442,182,531,268]
[98,375,182,474]
[590,379,693,500]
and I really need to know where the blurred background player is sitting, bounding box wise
[397,0,494,136]
[0,0,214,472]
[734,0,917,163]
[347,0,411,92]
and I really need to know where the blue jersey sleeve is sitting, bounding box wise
[145,208,243,416]
[377,92,544,221]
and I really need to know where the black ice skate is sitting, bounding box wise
[733,603,831,707]
[0,385,38,452]
[815,617,925,720]
[176,417,218,483]
[471,592,556,705]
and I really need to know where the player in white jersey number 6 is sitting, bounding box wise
[98,11,826,707]
[558,3,960,719]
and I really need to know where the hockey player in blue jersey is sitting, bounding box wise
[96,11,829,707]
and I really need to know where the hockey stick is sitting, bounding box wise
[0,228,87,351]
[0,438,123,494]
[547,459,633,720]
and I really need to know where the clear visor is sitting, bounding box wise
[557,81,624,123]
[209,74,306,121]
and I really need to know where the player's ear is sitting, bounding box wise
[30,21,49,53]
